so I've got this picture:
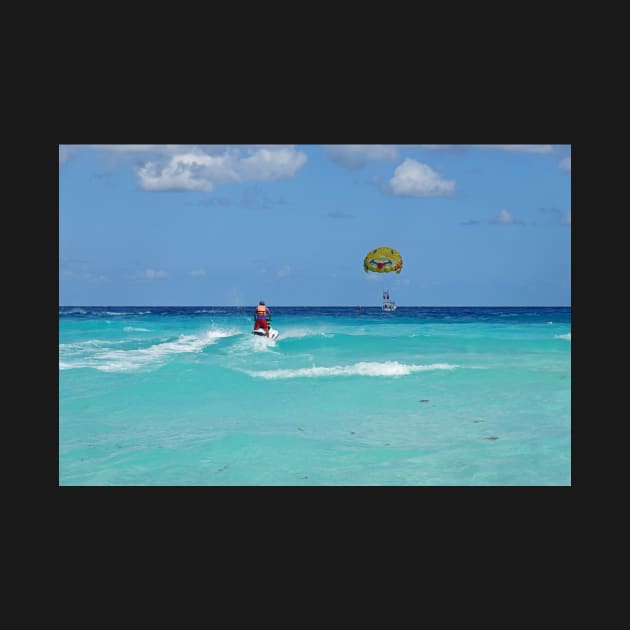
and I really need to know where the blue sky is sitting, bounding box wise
[59,144,571,306]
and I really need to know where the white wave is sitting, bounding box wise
[278,327,332,339]
[246,361,459,380]
[105,311,134,316]
[251,334,278,348]
[226,332,281,356]
[555,333,571,340]
[124,326,150,332]
[59,327,240,372]
[60,339,128,350]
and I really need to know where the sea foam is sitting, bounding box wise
[245,361,459,380]
[59,328,239,371]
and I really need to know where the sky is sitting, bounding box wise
[59,144,571,306]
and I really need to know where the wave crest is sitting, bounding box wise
[59,327,240,371]
[246,361,459,380]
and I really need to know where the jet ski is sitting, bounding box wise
[252,325,279,340]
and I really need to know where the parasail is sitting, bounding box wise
[363,246,403,274]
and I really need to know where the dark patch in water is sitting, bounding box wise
[419,399,429,403]
[217,465,229,472]
[297,427,304,431]
[350,431,356,435]
[483,436,499,441]
[473,420,484,423]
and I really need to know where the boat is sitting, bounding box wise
[382,290,397,312]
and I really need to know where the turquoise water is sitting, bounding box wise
[59,306,571,485]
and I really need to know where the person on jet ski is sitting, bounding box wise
[253,300,272,337]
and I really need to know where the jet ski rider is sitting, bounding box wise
[253,300,272,337]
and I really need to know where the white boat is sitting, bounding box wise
[382,290,397,311]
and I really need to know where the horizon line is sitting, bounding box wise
[59,304,572,308]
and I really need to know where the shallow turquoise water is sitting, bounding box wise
[59,306,571,485]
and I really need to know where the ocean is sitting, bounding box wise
[59,306,571,486]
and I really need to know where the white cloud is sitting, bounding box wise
[560,156,571,172]
[136,269,169,279]
[276,265,291,278]
[464,209,528,226]
[59,145,75,168]
[484,145,554,154]
[388,158,455,197]
[86,144,297,156]
[419,145,467,153]
[87,144,187,153]
[324,145,398,169]
[136,146,308,192]
[421,145,554,154]
[189,269,207,277]
[496,209,514,224]
[60,259,108,281]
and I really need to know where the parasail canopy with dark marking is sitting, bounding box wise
[363,246,403,274]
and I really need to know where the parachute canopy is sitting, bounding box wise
[363,246,403,274]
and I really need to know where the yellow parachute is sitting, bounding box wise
[363,246,403,274]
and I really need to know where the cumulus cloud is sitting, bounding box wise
[136,269,169,279]
[496,208,515,224]
[493,209,525,225]
[136,146,308,192]
[324,145,398,169]
[388,158,455,197]
[560,156,571,172]
[464,209,524,226]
